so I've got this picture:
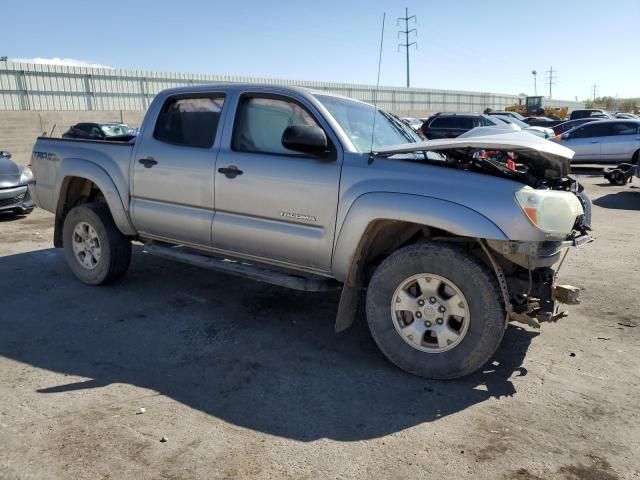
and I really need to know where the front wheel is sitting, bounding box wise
[62,203,131,285]
[366,242,505,379]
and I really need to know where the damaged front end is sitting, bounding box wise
[375,129,594,328]
[482,236,590,329]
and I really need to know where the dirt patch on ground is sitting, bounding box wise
[1,174,639,479]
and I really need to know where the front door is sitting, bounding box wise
[564,122,607,162]
[211,93,342,272]
[131,93,227,245]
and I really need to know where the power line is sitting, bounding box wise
[591,84,599,101]
[397,7,417,88]
[545,66,556,99]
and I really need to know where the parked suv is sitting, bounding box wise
[420,113,507,139]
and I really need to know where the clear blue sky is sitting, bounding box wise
[6,0,639,100]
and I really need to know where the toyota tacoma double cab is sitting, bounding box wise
[29,84,592,379]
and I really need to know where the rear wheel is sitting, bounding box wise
[62,203,131,285]
[366,242,505,379]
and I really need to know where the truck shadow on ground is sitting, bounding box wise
[1,247,537,442]
[593,191,640,211]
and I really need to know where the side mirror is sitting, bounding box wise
[0,151,11,159]
[282,125,331,158]
[561,133,570,140]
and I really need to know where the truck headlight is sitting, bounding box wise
[514,187,584,236]
[19,167,34,185]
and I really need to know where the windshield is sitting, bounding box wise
[526,97,543,108]
[508,112,526,121]
[315,95,421,152]
[496,116,529,128]
[100,124,133,137]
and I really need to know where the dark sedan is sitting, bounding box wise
[552,118,603,136]
[62,122,136,141]
[0,151,35,215]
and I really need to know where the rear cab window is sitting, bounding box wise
[154,95,226,148]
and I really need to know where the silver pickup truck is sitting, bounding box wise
[29,84,591,379]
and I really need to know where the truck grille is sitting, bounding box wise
[0,191,26,208]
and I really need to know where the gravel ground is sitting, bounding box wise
[0,173,638,480]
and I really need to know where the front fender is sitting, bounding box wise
[55,158,136,236]
[331,192,508,281]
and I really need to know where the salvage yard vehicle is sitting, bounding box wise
[554,119,640,164]
[506,96,568,120]
[552,118,603,136]
[29,84,592,379]
[491,115,555,138]
[569,109,613,120]
[419,113,514,139]
[62,122,136,142]
[0,150,35,215]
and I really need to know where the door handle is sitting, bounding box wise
[218,165,243,178]
[138,156,158,168]
[590,141,599,144]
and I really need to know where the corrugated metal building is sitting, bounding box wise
[0,61,584,115]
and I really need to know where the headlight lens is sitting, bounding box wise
[19,167,34,185]
[514,187,584,236]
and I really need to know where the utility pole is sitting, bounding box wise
[397,7,417,88]
[592,84,599,101]
[545,66,556,99]
[531,70,537,95]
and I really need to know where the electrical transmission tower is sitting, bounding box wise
[397,7,417,88]
[592,84,599,101]
[545,66,556,99]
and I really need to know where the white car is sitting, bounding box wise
[492,115,555,139]
[401,117,424,132]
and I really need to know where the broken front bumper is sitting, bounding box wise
[485,233,593,328]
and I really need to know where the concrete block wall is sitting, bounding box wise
[0,111,146,166]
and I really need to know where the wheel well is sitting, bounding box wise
[334,219,478,332]
[357,220,474,285]
[53,177,107,247]
[633,149,640,164]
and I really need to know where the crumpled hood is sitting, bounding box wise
[375,128,575,177]
[0,156,22,188]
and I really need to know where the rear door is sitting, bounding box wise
[211,92,342,272]
[131,93,227,245]
[564,122,608,161]
[600,122,640,162]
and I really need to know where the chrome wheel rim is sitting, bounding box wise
[391,273,470,353]
[71,222,101,270]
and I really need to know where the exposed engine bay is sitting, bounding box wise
[375,129,593,327]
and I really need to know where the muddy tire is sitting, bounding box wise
[366,242,505,379]
[62,203,131,285]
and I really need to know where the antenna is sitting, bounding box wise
[368,12,386,164]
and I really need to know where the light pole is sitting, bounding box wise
[532,70,537,96]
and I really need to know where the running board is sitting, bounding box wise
[142,243,341,292]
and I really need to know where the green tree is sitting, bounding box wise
[619,99,638,112]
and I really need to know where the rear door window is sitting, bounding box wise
[610,122,639,136]
[154,95,225,148]
[430,116,471,129]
